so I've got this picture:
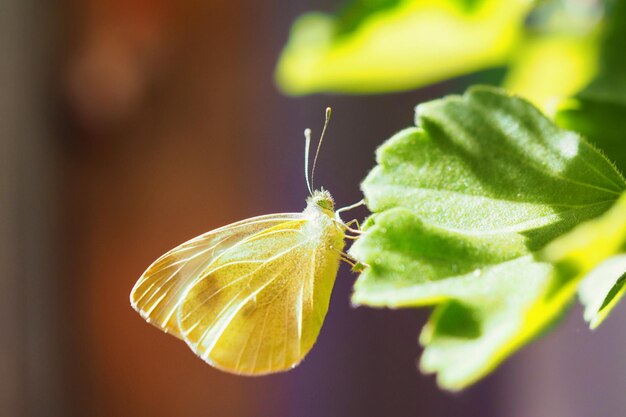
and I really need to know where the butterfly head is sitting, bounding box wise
[307,189,335,212]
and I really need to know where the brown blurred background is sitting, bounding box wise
[3,1,626,416]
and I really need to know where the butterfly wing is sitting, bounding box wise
[130,213,303,339]
[177,217,344,375]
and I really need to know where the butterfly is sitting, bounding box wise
[130,108,363,375]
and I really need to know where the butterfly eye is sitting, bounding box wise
[308,189,335,211]
[316,198,334,211]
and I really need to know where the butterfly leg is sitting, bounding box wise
[344,218,359,228]
[336,199,365,217]
[331,246,369,272]
[335,199,365,233]
[332,218,362,238]
[341,253,369,273]
[342,218,364,239]
[344,218,362,232]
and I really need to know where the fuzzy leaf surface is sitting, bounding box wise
[350,87,625,389]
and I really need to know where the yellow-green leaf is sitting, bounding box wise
[543,192,626,328]
[276,0,531,95]
[504,33,599,110]
[350,86,625,389]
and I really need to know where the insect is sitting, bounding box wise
[130,108,363,375]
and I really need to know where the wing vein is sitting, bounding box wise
[179,241,307,323]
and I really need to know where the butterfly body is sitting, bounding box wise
[131,189,346,375]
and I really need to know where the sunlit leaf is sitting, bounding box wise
[579,257,626,329]
[504,34,598,109]
[542,192,626,328]
[350,87,625,389]
[504,0,604,109]
[276,0,531,95]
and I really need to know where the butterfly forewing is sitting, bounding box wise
[130,214,304,338]
[177,215,344,375]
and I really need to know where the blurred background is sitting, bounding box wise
[2,0,626,416]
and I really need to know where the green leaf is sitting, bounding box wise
[555,0,626,172]
[275,0,530,95]
[350,86,625,389]
[331,0,404,37]
[542,192,626,328]
[555,99,626,173]
[579,0,626,105]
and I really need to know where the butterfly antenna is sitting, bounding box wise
[311,107,332,191]
[304,128,313,195]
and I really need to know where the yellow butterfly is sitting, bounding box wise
[130,108,363,375]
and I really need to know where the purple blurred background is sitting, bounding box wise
[2,0,626,416]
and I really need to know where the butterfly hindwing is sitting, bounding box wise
[177,215,344,374]
[130,214,304,338]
